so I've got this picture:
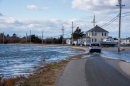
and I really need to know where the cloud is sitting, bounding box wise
[6,17,16,23]
[27,5,49,11]
[63,0,67,3]
[0,13,3,16]
[72,0,120,14]
[27,5,38,10]
[0,16,129,38]
[0,17,67,37]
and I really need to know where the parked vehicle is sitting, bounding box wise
[89,43,101,53]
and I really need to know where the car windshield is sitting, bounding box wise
[91,44,99,46]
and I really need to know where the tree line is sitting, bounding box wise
[0,33,65,44]
[0,27,84,44]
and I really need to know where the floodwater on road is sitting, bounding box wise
[101,48,130,62]
[84,47,130,62]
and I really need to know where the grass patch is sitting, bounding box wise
[0,76,25,86]
[17,60,69,86]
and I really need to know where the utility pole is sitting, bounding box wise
[91,15,96,43]
[71,21,74,45]
[62,26,65,45]
[116,0,125,52]
[30,30,31,44]
[42,30,43,45]
[26,32,28,43]
[3,32,4,44]
[92,15,96,28]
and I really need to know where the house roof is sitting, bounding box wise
[87,25,109,33]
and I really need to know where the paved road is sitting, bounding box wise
[56,55,130,86]
[56,59,89,86]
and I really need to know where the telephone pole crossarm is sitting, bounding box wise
[92,15,96,28]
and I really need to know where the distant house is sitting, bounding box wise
[86,25,109,43]
[66,38,71,45]
[121,37,130,45]
[73,40,77,45]
[101,36,118,46]
[81,35,91,46]
[65,25,110,46]
[77,37,82,46]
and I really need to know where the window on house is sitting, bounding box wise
[102,33,103,36]
[87,40,91,42]
[92,38,93,42]
[92,32,97,36]
[95,38,97,42]
[95,33,97,36]
[92,33,94,36]
[105,33,106,36]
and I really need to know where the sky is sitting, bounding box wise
[0,0,130,38]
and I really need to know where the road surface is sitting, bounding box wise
[56,55,130,86]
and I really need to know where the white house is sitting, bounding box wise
[77,38,82,45]
[66,38,71,45]
[81,35,91,46]
[121,37,130,45]
[73,40,77,45]
[86,25,109,43]
[66,25,109,46]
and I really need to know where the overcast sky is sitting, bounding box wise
[0,0,130,38]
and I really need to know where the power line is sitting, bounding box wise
[121,10,130,17]
[97,7,119,24]
[122,13,130,17]
[122,11,130,14]
[101,14,119,27]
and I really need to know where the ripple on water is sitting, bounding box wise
[0,44,83,78]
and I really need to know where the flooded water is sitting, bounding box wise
[84,47,130,62]
[101,49,130,62]
[0,44,83,78]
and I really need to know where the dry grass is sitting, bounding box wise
[17,60,69,86]
[0,76,25,86]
